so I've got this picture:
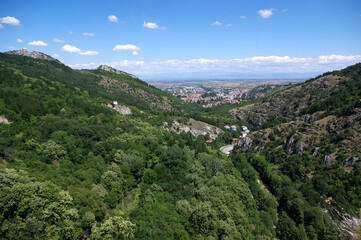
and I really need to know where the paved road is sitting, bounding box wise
[220,144,234,155]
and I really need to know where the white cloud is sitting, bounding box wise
[226,24,232,27]
[67,54,361,75]
[8,46,15,49]
[82,32,95,37]
[79,50,99,56]
[53,38,64,43]
[17,38,23,43]
[28,40,47,47]
[211,21,222,26]
[108,15,118,22]
[61,44,98,56]
[61,44,81,53]
[113,44,140,51]
[68,31,72,35]
[52,54,60,58]
[282,9,288,12]
[143,21,167,30]
[240,16,246,19]
[258,9,275,18]
[0,24,3,28]
[132,51,139,56]
[0,16,20,26]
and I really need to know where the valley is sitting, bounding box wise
[0,50,360,239]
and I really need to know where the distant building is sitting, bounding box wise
[113,101,118,105]
[224,125,230,130]
[230,125,237,131]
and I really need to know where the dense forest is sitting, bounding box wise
[0,52,360,239]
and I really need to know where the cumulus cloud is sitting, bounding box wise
[113,44,140,52]
[108,15,118,22]
[53,38,64,43]
[211,21,222,26]
[28,40,47,47]
[143,21,167,30]
[0,16,20,26]
[82,32,95,37]
[52,54,60,58]
[17,38,23,43]
[61,44,98,56]
[132,51,139,56]
[240,16,246,19]
[61,44,81,53]
[258,9,275,18]
[78,50,99,56]
[67,54,361,76]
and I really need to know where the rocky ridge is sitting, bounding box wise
[98,65,138,79]
[5,49,56,61]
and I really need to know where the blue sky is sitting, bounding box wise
[1,0,361,79]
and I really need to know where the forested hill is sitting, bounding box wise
[0,51,360,239]
[0,50,183,112]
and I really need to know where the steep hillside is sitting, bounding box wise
[234,64,361,164]
[232,65,361,127]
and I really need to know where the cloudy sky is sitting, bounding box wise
[1,0,360,79]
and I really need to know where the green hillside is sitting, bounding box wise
[0,52,360,239]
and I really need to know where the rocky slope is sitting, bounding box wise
[235,63,361,168]
[5,49,57,62]
[164,118,224,139]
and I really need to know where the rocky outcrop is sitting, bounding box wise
[98,65,138,79]
[237,137,252,149]
[324,153,337,166]
[313,147,320,157]
[343,157,359,168]
[299,114,318,123]
[106,103,132,115]
[295,142,305,157]
[6,49,56,61]
[168,119,223,139]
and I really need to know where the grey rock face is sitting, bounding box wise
[98,65,138,79]
[105,103,132,115]
[114,105,132,115]
[343,157,358,168]
[313,147,320,156]
[324,153,337,166]
[299,114,317,123]
[6,49,55,61]
[237,137,252,149]
[295,142,304,157]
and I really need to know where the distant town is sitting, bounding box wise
[163,85,251,108]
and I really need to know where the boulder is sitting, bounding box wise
[324,153,337,166]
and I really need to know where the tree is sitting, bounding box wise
[91,216,136,240]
